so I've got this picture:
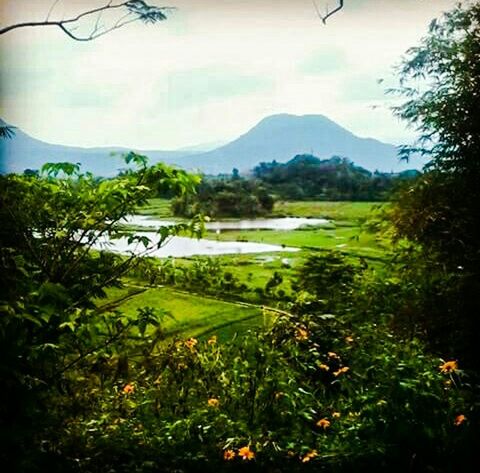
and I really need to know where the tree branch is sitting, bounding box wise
[0,1,172,41]
[312,0,344,24]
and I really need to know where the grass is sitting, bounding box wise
[271,201,382,222]
[137,198,173,218]
[100,284,268,341]
[202,200,388,259]
[121,199,388,337]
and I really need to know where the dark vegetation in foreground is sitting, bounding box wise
[1,3,480,472]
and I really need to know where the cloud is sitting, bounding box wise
[157,66,273,111]
[300,48,347,75]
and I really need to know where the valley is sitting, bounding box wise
[102,199,385,341]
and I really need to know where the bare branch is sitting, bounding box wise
[0,1,173,41]
[46,0,62,22]
[312,0,344,24]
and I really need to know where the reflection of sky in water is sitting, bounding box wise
[95,232,299,258]
[124,215,328,231]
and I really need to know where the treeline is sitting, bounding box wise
[172,155,419,219]
[172,175,274,218]
[253,154,419,201]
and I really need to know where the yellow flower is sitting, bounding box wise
[454,414,467,426]
[238,446,255,460]
[208,398,220,408]
[295,328,309,341]
[328,351,339,359]
[316,418,331,429]
[345,336,354,343]
[208,335,217,345]
[439,360,458,373]
[318,363,330,371]
[301,450,318,462]
[333,366,350,377]
[185,337,198,350]
[122,383,134,394]
[223,449,236,460]
[332,411,341,419]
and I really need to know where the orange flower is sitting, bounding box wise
[208,335,217,345]
[185,338,198,350]
[454,414,467,426]
[238,446,255,460]
[295,328,309,341]
[123,383,134,394]
[332,411,341,419]
[439,360,458,373]
[208,398,220,408]
[316,418,331,429]
[301,450,318,462]
[318,363,330,371]
[333,366,350,377]
[328,351,339,359]
[223,449,236,460]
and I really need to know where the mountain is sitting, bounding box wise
[174,114,419,174]
[0,120,190,176]
[0,114,421,175]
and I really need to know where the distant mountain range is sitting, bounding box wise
[0,114,421,175]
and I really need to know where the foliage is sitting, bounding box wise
[172,175,274,218]
[29,297,476,472]
[253,155,418,201]
[0,155,200,468]
[387,1,480,367]
[295,251,363,311]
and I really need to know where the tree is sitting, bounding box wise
[0,154,201,466]
[388,2,480,367]
[0,1,172,41]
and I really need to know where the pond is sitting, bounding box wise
[95,232,299,258]
[124,215,328,231]
[99,214,329,257]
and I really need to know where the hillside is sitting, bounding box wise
[175,114,419,174]
[0,114,422,175]
[0,119,189,176]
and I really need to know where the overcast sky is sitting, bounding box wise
[0,0,455,150]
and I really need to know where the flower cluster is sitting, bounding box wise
[223,446,255,461]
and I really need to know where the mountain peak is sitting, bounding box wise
[1,113,421,176]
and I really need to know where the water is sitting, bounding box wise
[95,232,299,258]
[101,214,329,257]
[125,215,328,231]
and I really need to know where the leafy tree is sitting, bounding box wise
[388,2,480,366]
[173,176,274,218]
[0,154,200,468]
[254,154,415,201]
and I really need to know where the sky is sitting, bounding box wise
[0,0,456,150]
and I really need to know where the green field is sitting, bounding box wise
[203,200,387,259]
[137,198,172,218]
[271,200,382,221]
[99,284,268,341]
[113,199,388,337]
